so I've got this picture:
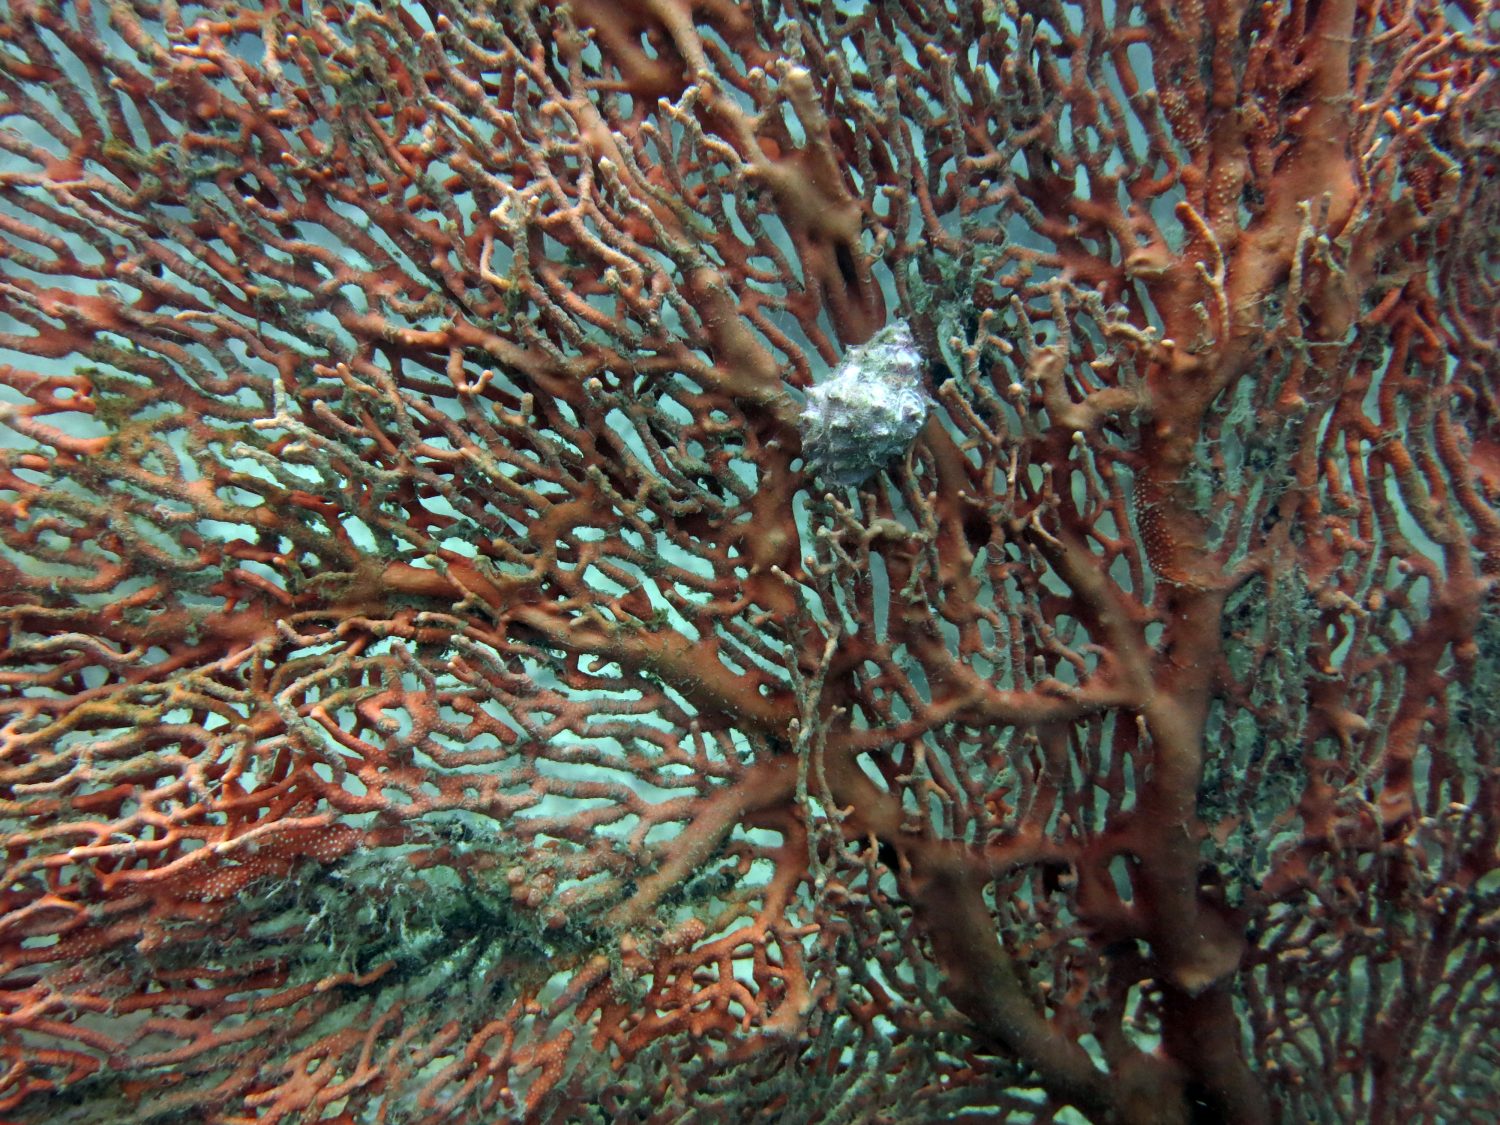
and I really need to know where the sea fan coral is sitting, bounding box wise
[0,0,1496,1122]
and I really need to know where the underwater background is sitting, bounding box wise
[0,1,1496,1122]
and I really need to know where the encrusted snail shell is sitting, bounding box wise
[798,321,931,486]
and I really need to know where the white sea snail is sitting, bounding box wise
[798,320,931,486]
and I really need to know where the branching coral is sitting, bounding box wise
[0,1,1496,1122]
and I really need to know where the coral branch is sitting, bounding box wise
[0,0,1495,1122]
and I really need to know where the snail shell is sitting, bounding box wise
[798,321,931,486]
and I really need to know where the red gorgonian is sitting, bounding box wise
[0,1,1496,1122]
